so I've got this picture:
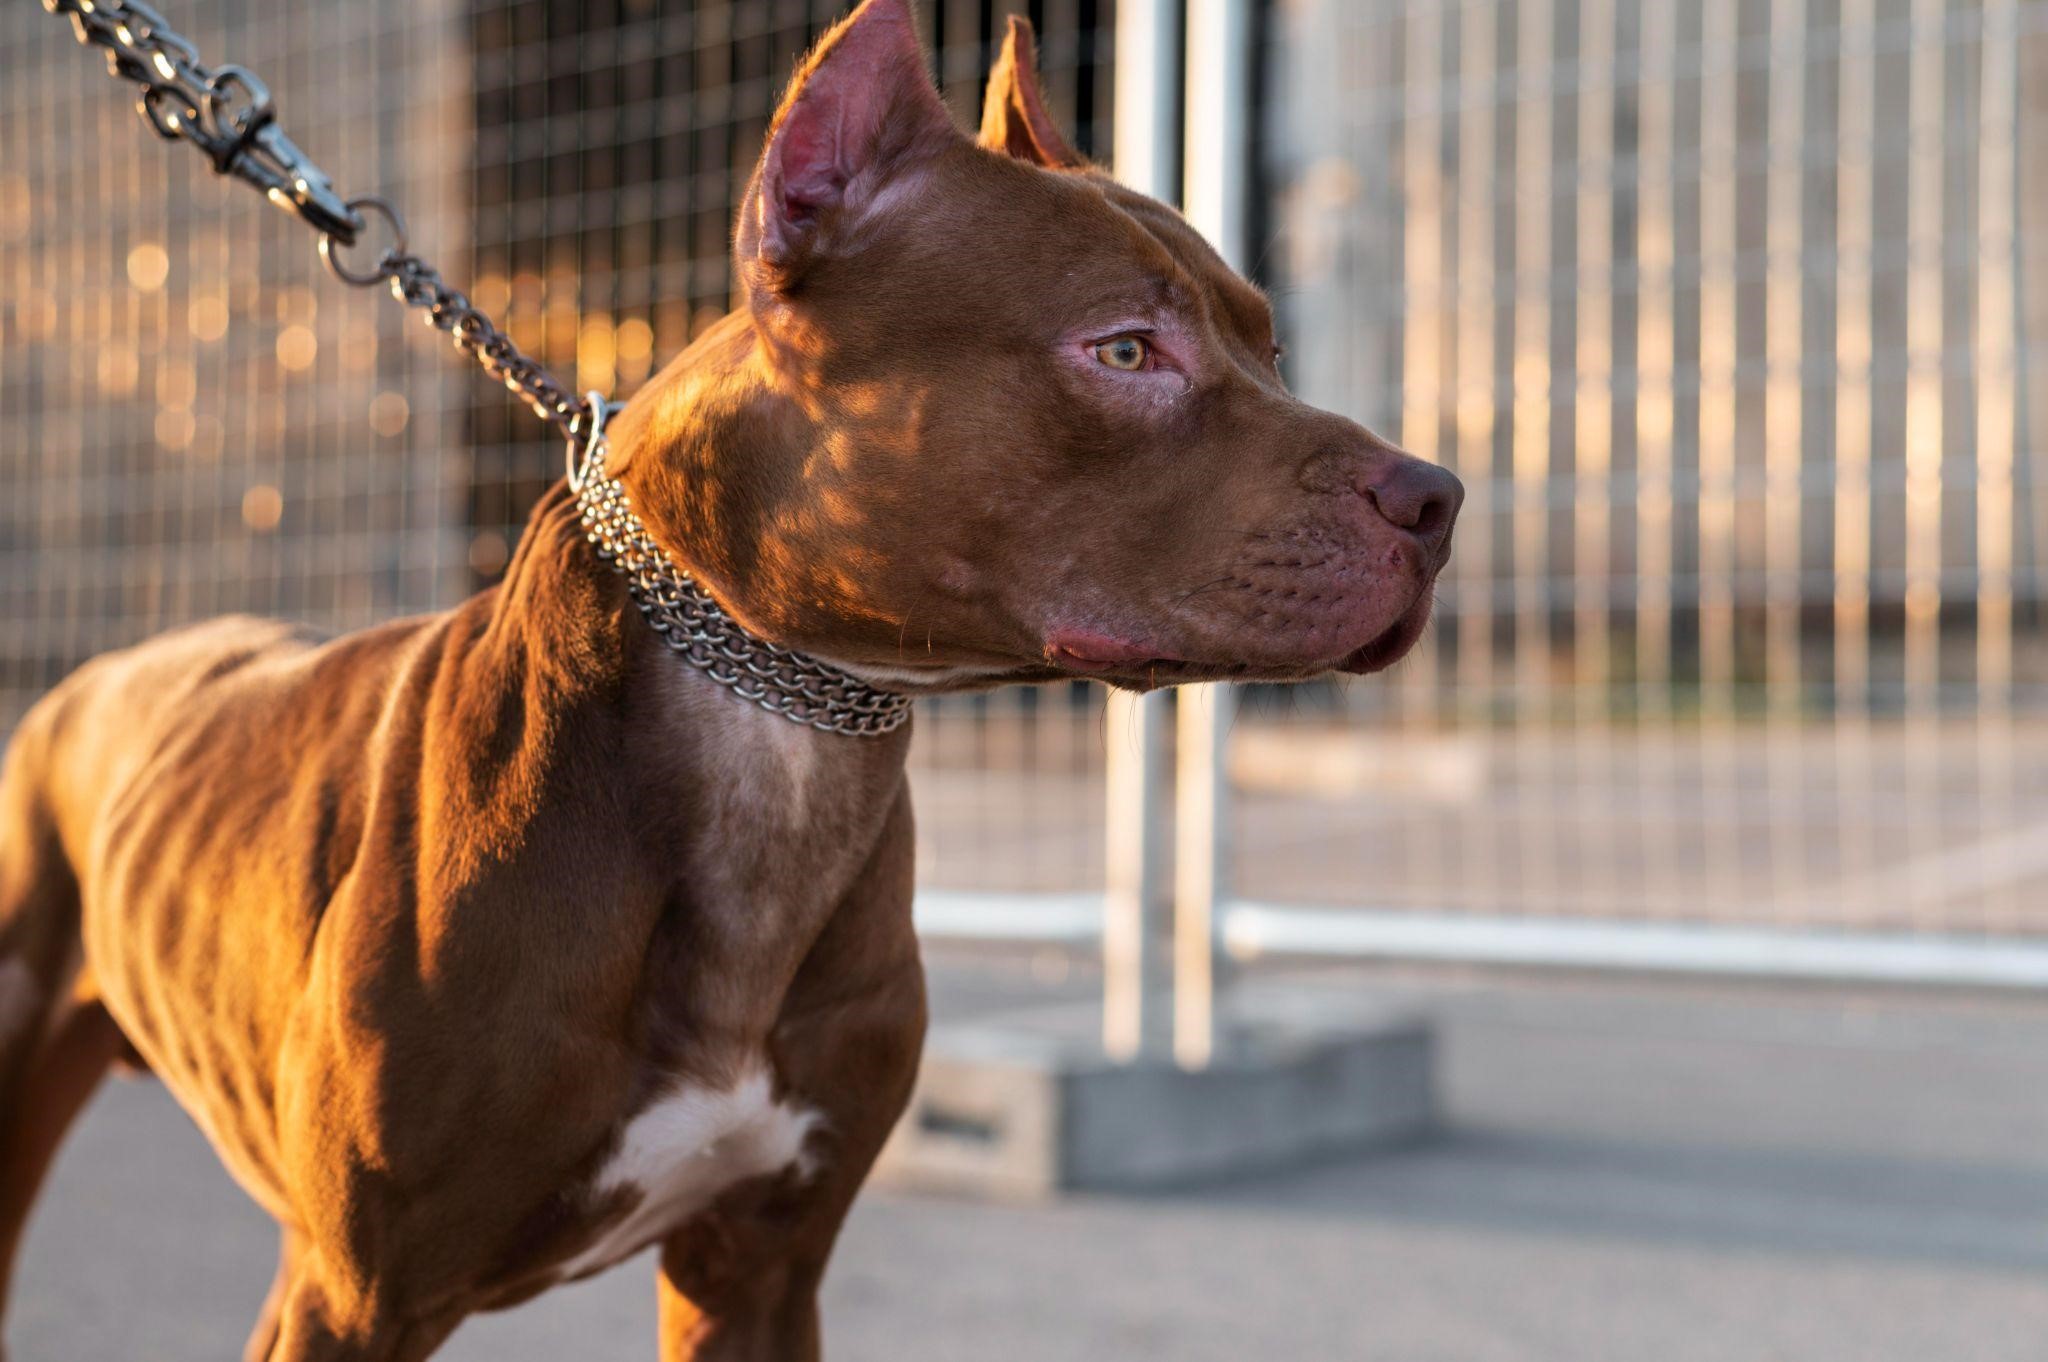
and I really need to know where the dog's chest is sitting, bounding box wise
[558,1068,820,1281]
[539,663,892,1279]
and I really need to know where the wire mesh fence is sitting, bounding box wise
[1248,0,2048,937]
[1,1,473,733]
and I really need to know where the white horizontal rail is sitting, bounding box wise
[913,889,2048,991]
[912,890,1103,945]
[1223,902,2048,991]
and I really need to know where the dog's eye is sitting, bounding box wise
[1093,336,1151,371]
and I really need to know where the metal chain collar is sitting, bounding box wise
[573,431,913,738]
[53,0,909,738]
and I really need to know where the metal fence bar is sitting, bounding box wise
[1763,0,1812,918]
[1101,0,1180,1064]
[1904,0,1947,720]
[1830,0,1880,937]
[1173,0,1251,1072]
[1634,1,1677,716]
[1979,0,2025,937]
[1172,680,1232,1069]
[1102,689,1169,1060]
[1574,0,1615,722]
[1452,0,1496,713]
[1979,0,2021,715]
[1509,0,1558,912]
[1900,0,1949,926]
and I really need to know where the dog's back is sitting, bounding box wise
[19,615,330,818]
[0,611,438,1227]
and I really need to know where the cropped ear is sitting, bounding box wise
[740,0,960,289]
[977,16,1084,169]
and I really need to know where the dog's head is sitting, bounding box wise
[616,0,1460,692]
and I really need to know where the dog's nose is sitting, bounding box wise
[1364,457,1463,562]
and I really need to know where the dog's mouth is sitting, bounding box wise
[1043,587,1437,689]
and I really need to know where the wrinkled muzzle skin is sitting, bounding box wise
[611,2,1462,695]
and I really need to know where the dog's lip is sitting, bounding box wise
[1336,592,1435,675]
[1044,629,1186,673]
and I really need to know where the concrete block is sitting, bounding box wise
[875,985,1434,1199]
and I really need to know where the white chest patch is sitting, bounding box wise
[0,958,41,1050]
[558,1067,821,1281]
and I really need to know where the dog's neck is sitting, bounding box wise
[503,307,915,738]
[482,479,911,823]
[572,449,912,736]
[468,307,917,858]
[596,313,796,644]
[444,485,911,1057]
[594,311,1013,695]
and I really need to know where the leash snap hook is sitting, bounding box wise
[200,65,275,174]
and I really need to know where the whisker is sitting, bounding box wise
[1171,574,1239,607]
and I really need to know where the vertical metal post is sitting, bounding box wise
[1173,678,1233,1068]
[1902,0,1946,723]
[1102,0,1180,1064]
[1900,0,1947,918]
[1114,0,1181,203]
[1978,0,2022,933]
[2025,29,2048,591]
[1103,689,1168,1061]
[1176,0,1250,1070]
[1832,0,1878,930]
[1183,0,1250,257]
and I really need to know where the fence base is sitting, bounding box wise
[873,984,1435,1200]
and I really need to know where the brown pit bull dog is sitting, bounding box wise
[0,3,1460,1358]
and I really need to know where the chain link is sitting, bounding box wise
[53,0,910,737]
[319,196,594,449]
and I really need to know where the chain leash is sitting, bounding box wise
[49,0,910,738]
[46,0,602,454]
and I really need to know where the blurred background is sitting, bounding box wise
[7,1,2048,1359]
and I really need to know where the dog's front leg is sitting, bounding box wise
[243,1226,307,1362]
[657,789,926,1362]
[262,1265,459,1362]
[652,973,921,1362]
[656,1245,826,1362]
